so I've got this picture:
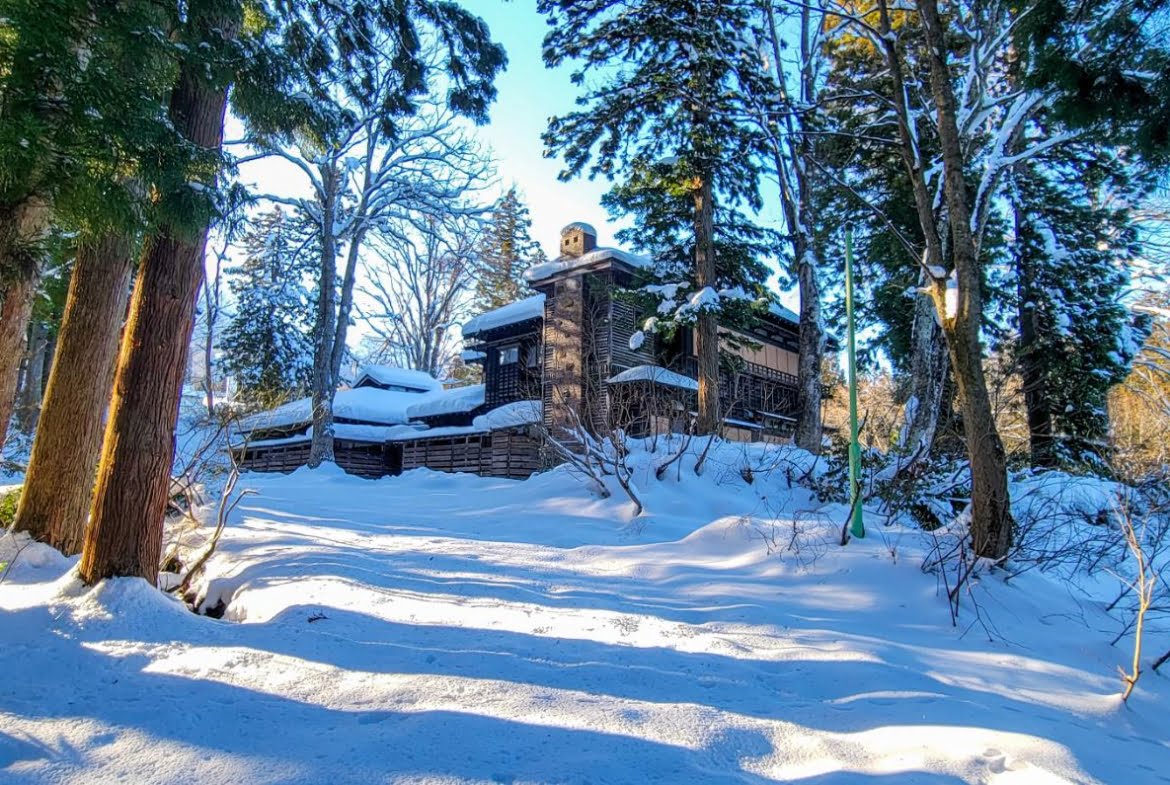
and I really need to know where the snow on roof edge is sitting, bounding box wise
[608,365,699,391]
[523,247,651,283]
[462,293,546,337]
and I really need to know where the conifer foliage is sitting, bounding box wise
[220,210,316,409]
[473,187,545,312]
[538,0,780,433]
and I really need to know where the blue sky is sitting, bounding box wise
[472,2,628,256]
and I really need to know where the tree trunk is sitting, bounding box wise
[0,197,51,455]
[15,233,133,553]
[764,2,824,452]
[898,272,948,458]
[917,0,1013,560]
[1011,178,1056,468]
[79,3,236,585]
[0,275,40,454]
[307,164,340,467]
[330,225,366,387]
[793,237,824,452]
[694,175,720,434]
[17,320,48,433]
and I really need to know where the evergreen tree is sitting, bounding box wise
[473,187,545,312]
[539,0,780,433]
[1010,147,1147,466]
[221,210,316,408]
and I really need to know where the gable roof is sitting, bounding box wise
[354,365,442,393]
[523,247,652,284]
[405,384,486,420]
[238,386,436,433]
[462,293,546,338]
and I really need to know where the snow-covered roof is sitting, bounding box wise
[524,247,652,283]
[460,349,486,363]
[386,400,543,441]
[354,365,442,393]
[561,221,597,237]
[238,386,437,432]
[231,422,422,450]
[462,293,546,337]
[473,400,541,430]
[767,301,799,325]
[608,365,699,391]
[405,384,486,420]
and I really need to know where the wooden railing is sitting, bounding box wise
[675,357,800,423]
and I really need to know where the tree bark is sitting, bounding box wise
[898,272,948,457]
[0,278,38,454]
[16,319,48,433]
[308,163,340,467]
[694,175,720,434]
[0,197,51,454]
[79,2,236,584]
[15,232,132,553]
[793,237,824,451]
[917,0,1013,559]
[1011,176,1056,468]
[764,3,825,451]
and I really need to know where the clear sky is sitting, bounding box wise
[467,2,630,257]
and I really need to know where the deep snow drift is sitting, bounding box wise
[1,440,1167,785]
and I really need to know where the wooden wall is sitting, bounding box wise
[720,329,799,377]
[399,427,546,480]
[237,441,312,474]
[238,439,390,479]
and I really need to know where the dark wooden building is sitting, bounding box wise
[233,221,805,480]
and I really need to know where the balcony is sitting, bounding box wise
[674,357,800,425]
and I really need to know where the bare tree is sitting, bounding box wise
[195,231,233,419]
[358,214,481,377]
[239,88,492,466]
[755,1,827,454]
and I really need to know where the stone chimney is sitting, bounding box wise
[559,221,598,258]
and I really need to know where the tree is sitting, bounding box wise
[14,234,134,554]
[0,0,176,455]
[242,75,497,466]
[361,216,480,377]
[756,1,829,453]
[220,209,316,408]
[1010,147,1146,466]
[79,0,244,584]
[79,0,503,584]
[539,0,781,434]
[473,186,545,312]
[4,0,189,554]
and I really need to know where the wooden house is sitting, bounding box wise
[233,221,805,480]
[494,221,804,442]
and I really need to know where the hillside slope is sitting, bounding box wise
[1,441,1167,784]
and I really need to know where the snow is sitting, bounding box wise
[767,301,800,325]
[237,385,435,432]
[1,439,1167,784]
[405,384,486,420]
[461,294,545,337]
[560,221,597,237]
[524,247,652,283]
[354,365,442,393]
[471,399,541,429]
[609,364,700,391]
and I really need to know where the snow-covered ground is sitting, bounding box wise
[1,441,1167,784]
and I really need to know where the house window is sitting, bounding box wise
[500,346,520,365]
[526,344,541,368]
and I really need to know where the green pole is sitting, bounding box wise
[845,224,865,539]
